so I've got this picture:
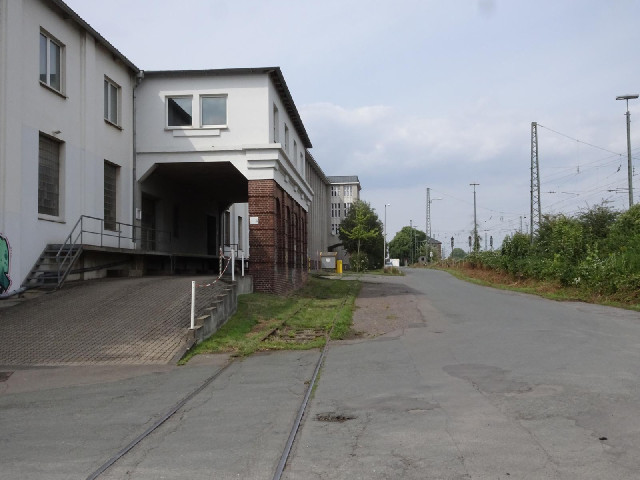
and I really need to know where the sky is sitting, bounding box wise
[65,0,640,253]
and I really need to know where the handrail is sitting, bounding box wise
[54,215,174,288]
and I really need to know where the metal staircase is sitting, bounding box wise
[21,243,83,291]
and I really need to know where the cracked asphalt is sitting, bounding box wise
[2,269,640,479]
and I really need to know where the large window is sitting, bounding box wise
[39,32,63,92]
[167,96,193,127]
[331,202,341,218]
[104,161,118,230]
[201,96,227,126]
[344,185,353,197]
[331,186,339,197]
[38,134,61,217]
[104,77,120,126]
[237,216,243,248]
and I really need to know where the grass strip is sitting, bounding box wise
[180,275,361,363]
[439,265,640,311]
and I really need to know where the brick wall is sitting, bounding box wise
[248,180,308,294]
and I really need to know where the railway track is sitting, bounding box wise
[86,319,336,480]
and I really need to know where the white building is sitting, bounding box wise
[0,0,139,295]
[0,0,344,297]
[327,176,361,268]
[135,68,314,292]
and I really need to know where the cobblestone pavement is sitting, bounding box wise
[0,276,229,366]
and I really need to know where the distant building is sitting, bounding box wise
[327,176,361,269]
[305,152,331,270]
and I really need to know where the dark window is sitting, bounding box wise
[38,134,60,216]
[104,161,118,230]
[167,97,192,127]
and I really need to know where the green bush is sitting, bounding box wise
[466,203,640,301]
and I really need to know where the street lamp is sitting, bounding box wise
[616,94,639,207]
[383,203,390,266]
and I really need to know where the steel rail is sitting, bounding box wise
[86,360,234,480]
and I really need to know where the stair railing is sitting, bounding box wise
[56,215,85,286]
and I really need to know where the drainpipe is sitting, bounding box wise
[132,70,144,245]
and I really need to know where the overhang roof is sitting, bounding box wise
[305,150,329,184]
[143,67,312,149]
[48,0,139,73]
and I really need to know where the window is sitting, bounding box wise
[201,96,227,127]
[331,223,340,236]
[39,32,63,92]
[167,96,192,127]
[273,105,279,143]
[299,152,304,172]
[104,161,118,230]
[284,124,290,153]
[345,202,352,215]
[331,202,341,218]
[104,77,120,126]
[237,216,243,248]
[38,134,61,217]
[331,186,339,197]
[293,140,298,164]
[344,185,353,197]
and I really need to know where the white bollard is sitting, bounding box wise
[190,280,196,329]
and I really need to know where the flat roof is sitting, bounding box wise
[327,176,360,184]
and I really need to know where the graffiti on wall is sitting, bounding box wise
[0,234,11,294]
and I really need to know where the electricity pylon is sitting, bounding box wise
[530,122,541,243]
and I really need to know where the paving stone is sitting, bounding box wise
[0,276,231,366]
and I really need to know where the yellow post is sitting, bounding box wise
[336,260,343,274]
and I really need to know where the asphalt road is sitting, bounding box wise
[2,268,640,479]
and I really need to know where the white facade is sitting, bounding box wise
[327,176,362,268]
[0,0,339,296]
[135,69,314,260]
[0,0,137,295]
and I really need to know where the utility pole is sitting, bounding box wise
[470,183,479,252]
[409,219,413,265]
[426,187,431,241]
[616,95,638,207]
[530,122,541,243]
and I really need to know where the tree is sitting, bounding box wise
[339,200,383,271]
[450,247,467,260]
[388,226,426,264]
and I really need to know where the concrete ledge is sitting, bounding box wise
[191,282,239,345]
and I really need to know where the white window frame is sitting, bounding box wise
[200,95,228,128]
[166,95,193,128]
[104,77,120,127]
[39,30,64,93]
